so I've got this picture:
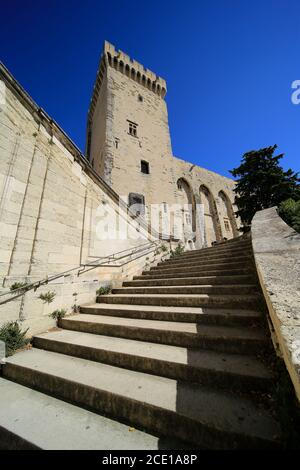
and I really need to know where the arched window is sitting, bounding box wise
[177,178,196,236]
[199,185,221,246]
[107,52,112,66]
[218,190,239,238]
[136,71,141,83]
[119,61,124,73]
[125,64,130,77]
[131,68,136,80]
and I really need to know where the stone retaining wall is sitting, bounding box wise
[251,207,300,401]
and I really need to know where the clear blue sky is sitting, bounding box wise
[1,0,300,177]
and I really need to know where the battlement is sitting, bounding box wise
[88,41,167,120]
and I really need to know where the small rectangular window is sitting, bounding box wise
[224,219,230,232]
[141,160,150,174]
[128,120,138,137]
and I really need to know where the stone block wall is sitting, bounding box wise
[0,64,163,335]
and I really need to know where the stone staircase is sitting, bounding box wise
[1,236,283,449]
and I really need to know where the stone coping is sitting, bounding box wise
[251,207,300,401]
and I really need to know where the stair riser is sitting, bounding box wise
[59,319,267,355]
[150,262,249,273]
[124,276,255,287]
[184,240,251,252]
[96,296,260,309]
[179,244,252,258]
[2,363,276,449]
[112,286,257,295]
[80,306,261,326]
[171,248,251,261]
[33,337,272,394]
[157,258,252,269]
[162,252,252,265]
[166,252,252,265]
[139,269,252,279]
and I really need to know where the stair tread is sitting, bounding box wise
[83,303,261,316]
[0,377,161,450]
[5,348,280,444]
[35,329,273,380]
[98,293,259,299]
[62,314,266,340]
[115,284,257,289]
[132,275,253,281]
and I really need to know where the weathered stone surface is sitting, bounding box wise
[251,207,300,401]
[0,64,165,334]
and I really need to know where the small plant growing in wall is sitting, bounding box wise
[72,292,80,313]
[96,285,112,296]
[170,243,185,258]
[49,309,67,324]
[10,282,30,294]
[0,321,29,356]
[155,244,169,256]
[38,291,56,304]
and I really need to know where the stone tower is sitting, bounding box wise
[86,41,173,208]
[87,41,239,246]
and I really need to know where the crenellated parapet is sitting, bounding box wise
[88,41,167,120]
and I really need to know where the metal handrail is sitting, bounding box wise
[0,240,163,306]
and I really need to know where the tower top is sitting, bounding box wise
[88,40,167,120]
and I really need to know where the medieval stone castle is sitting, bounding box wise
[0,40,298,450]
[86,41,239,248]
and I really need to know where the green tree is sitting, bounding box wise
[278,199,300,233]
[230,145,300,228]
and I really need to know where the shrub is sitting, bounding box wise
[278,199,300,233]
[170,243,185,258]
[96,285,111,296]
[38,291,56,304]
[49,309,67,322]
[10,282,30,293]
[0,321,29,356]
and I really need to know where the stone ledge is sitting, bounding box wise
[251,207,300,401]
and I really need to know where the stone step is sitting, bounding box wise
[33,329,274,393]
[111,285,257,296]
[124,275,255,287]
[80,303,262,326]
[3,348,281,449]
[150,261,250,273]
[167,248,252,263]
[179,242,252,256]
[0,377,165,450]
[139,268,253,279]
[59,314,268,354]
[181,239,251,255]
[162,251,253,265]
[156,256,252,269]
[96,293,261,309]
